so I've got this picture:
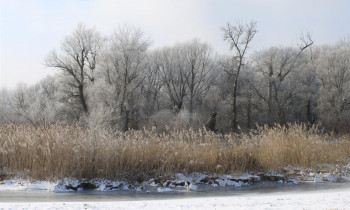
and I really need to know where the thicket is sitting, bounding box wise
[0,23,349,133]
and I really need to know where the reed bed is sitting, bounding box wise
[0,124,349,181]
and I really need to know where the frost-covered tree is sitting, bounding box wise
[7,76,60,127]
[8,83,37,126]
[154,46,188,113]
[0,89,12,124]
[181,39,215,115]
[5,22,350,134]
[33,76,61,126]
[141,53,164,118]
[316,41,350,132]
[46,23,102,114]
[94,26,151,131]
[250,34,313,124]
[154,39,215,115]
[221,21,257,132]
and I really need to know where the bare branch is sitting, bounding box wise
[298,32,314,51]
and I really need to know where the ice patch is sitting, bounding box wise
[264,172,285,177]
[175,173,192,182]
[192,173,207,183]
[27,181,55,191]
[326,174,338,182]
[216,179,226,187]
[291,178,299,184]
[122,184,130,190]
[225,180,240,186]
[157,187,172,192]
[54,179,81,192]
[187,183,197,191]
[95,181,108,191]
[211,183,219,187]
[149,181,158,187]
[314,177,324,183]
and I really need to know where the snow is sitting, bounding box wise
[149,181,158,187]
[326,174,339,182]
[0,171,342,195]
[314,177,324,183]
[187,183,197,191]
[0,172,304,193]
[1,188,350,209]
[0,180,55,191]
[157,187,172,192]
[54,179,81,192]
[28,181,55,191]
[0,179,131,192]
[171,172,255,188]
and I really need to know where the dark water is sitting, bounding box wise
[1,181,350,203]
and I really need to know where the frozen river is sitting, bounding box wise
[1,181,350,203]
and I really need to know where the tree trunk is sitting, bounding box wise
[267,65,274,118]
[123,110,129,132]
[120,67,128,131]
[277,105,286,124]
[78,84,88,113]
[231,78,238,132]
[147,89,158,117]
[189,90,194,125]
[306,98,312,129]
[247,92,252,130]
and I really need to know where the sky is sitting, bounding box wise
[1,0,349,89]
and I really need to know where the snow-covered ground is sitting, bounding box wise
[1,188,350,209]
[0,172,295,192]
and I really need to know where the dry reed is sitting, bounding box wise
[0,124,349,181]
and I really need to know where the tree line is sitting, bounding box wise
[1,22,349,133]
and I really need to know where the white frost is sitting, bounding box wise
[0,180,55,191]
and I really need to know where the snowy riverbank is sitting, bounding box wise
[1,170,346,193]
[0,172,298,192]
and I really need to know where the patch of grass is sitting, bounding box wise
[0,124,349,181]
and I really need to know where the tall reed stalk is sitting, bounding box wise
[0,124,349,181]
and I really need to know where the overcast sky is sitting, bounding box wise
[1,0,349,89]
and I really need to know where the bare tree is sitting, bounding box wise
[98,26,151,131]
[154,39,215,117]
[7,84,37,126]
[221,21,257,132]
[7,77,59,127]
[154,47,188,113]
[142,54,164,118]
[316,41,350,132]
[0,89,12,124]
[250,34,313,124]
[182,39,215,115]
[46,23,102,114]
